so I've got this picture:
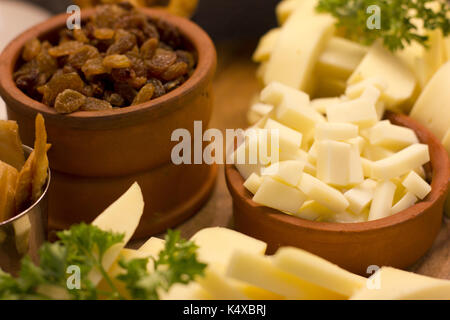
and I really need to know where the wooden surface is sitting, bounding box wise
[131,40,450,280]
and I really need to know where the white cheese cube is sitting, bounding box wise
[326,96,378,128]
[253,177,307,214]
[349,145,364,185]
[368,121,419,150]
[316,140,352,186]
[370,144,430,180]
[361,157,373,177]
[233,135,263,180]
[363,144,395,161]
[264,118,303,155]
[243,173,263,195]
[310,97,341,114]
[368,180,396,221]
[296,200,333,221]
[346,136,366,155]
[315,122,358,141]
[264,6,335,93]
[348,42,417,109]
[344,179,377,214]
[298,173,349,212]
[345,77,388,99]
[253,28,281,62]
[391,192,418,215]
[401,171,432,200]
[260,81,309,107]
[261,160,305,187]
[247,103,273,125]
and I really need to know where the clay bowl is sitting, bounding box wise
[0,8,217,238]
[225,112,450,275]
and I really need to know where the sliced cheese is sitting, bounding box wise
[401,171,431,200]
[368,180,396,221]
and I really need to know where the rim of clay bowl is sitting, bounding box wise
[0,7,216,128]
[0,145,51,227]
[225,112,450,234]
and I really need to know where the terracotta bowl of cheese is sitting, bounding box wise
[0,8,217,239]
[225,112,450,275]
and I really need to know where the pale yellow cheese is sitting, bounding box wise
[316,37,368,80]
[233,133,263,180]
[314,77,346,98]
[253,28,281,62]
[298,173,349,212]
[350,267,450,300]
[226,250,344,299]
[316,140,352,186]
[368,121,419,150]
[273,247,366,297]
[348,42,417,109]
[326,95,378,128]
[260,81,309,107]
[346,136,366,155]
[363,144,394,161]
[361,157,373,177]
[253,176,307,214]
[296,200,333,221]
[370,144,430,180]
[348,144,364,185]
[264,6,335,93]
[243,173,263,194]
[314,122,358,141]
[391,192,418,215]
[345,77,387,99]
[261,160,305,187]
[310,97,341,114]
[401,171,431,200]
[264,118,303,156]
[276,0,304,25]
[138,237,165,256]
[247,103,273,125]
[344,179,377,214]
[368,180,396,221]
[410,61,450,141]
[90,183,144,286]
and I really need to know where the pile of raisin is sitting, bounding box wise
[14,3,196,114]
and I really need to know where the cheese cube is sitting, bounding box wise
[264,6,335,93]
[260,81,309,107]
[410,61,450,141]
[361,157,373,177]
[296,200,334,221]
[363,144,394,161]
[370,144,430,180]
[326,96,378,128]
[350,267,450,300]
[261,160,305,187]
[316,140,352,186]
[401,171,431,200]
[310,97,341,114]
[368,121,419,150]
[349,145,364,185]
[253,177,307,214]
[345,77,388,99]
[298,173,349,212]
[273,247,366,297]
[391,192,418,215]
[315,122,358,141]
[314,77,346,97]
[344,179,377,214]
[348,42,417,109]
[347,136,366,155]
[226,250,344,299]
[368,180,396,221]
[247,103,273,125]
[264,118,303,156]
[316,37,368,80]
[332,210,368,223]
[253,28,281,62]
[233,134,263,180]
[243,173,263,194]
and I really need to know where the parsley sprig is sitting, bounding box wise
[0,225,206,300]
[316,0,450,51]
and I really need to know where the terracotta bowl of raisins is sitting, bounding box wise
[0,4,217,238]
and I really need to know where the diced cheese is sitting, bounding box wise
[410,61,450,141]
[326,95,378,128]
[243,173,263,194]
[331,211,368,223]
[264,6,335,93]
[191,227,267,268]
[368,121,419,150]
[264,118,303,156]
[348,42,417,110]
[261,160,305,187]
[363,144,394,161]
[361,157,373,177]
[276,0,304,25]
[233,134,263,180]
[350,267,450,300]
[273,247,366,297]
[226,250,344,299]
[344,179,377,214]
[247,103,273,125]
[296,200,333,221]
[260,81,310,107]
[253,28,281,62]
[349,144,364,185]
[316,37,368,80]
[315,122,358,141]
[345,77,387,99]
[90,183,144,286]
[368,180,396,221]
[253,177,307,214]
[401,171,431,200]
[347,136,366,155]
[314,77,346,98]
[370,144,430,180]
[391,192,418,215]
[298,173,349,212]
[310,97,341,114]
[316,140,352,186]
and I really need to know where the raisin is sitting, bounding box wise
[93,28,115,40]
[48,41,84,57]
[161,61,188,81]
[68,45,100,69]
[146,48,177,76]
[147,78,165,98]
[73,29,89,43]
[176,50,195,69]
[104,91,125,107]
[22,38,41,61]
[54,89,86,114]
[164,77,185,92]
[41,72,85,106]
[80,97,113,111]
[132,83,155,105]
[106,29,136,55]
[114,83,137,104]
[82,57,107,78]
[103,54,131,69]
[111,67,136,83]
[140,38,158,60]
[126,51,147,77]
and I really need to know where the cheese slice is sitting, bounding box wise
[264,6,335,93]
[350,267,450,300]
[139,237,165,256]
[273,247,366,297]
[253,28,281,62]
